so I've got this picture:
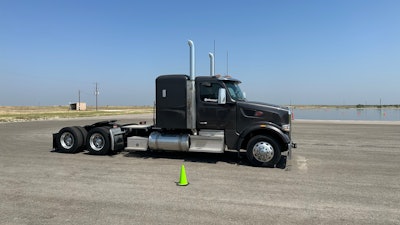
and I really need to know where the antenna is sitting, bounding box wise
[226,51,229,75]
[213,40,216,72]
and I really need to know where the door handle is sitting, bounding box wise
[199,121,208,125]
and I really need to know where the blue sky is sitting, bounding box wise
[1,0,399,106]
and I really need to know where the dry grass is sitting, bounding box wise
[0,106,153,122]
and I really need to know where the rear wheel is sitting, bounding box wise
[56,127,83,153]
[74,126,87,151]
[86,127,111,155]
[246,135,281,167]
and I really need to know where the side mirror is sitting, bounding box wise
[218,88,226,104]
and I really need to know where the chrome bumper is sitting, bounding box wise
[287,142,297,160]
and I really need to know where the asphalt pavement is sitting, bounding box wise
[0,115,399,225]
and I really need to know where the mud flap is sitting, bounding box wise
[276,155,287,169]
[52,133,58,150]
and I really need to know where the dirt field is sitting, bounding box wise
[0,106,153,122]
[0,115,399,225]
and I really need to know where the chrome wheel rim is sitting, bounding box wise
[60,132,74,149]
[253,141,274,162]
[90,133,105,151]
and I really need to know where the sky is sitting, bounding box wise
[1,0,399,106]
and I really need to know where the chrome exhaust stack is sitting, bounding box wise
[188,40,195,81]
[209,52,215,76]
[187,40,196,130]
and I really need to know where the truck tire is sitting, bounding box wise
[74,126,88,151]
[86,127,110,155]
[56,127,84,153]
[246,135,281,167]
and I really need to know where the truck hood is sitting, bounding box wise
[237,101,290,126]
[238,101,290,112]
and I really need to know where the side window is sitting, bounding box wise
[227,86,236,100]
[199,82,221,103]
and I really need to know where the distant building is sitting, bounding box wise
[69,102,87,111]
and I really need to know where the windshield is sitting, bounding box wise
[225,81,246,101]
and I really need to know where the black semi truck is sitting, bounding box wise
[53,40,296,167]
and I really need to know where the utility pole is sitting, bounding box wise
[95,83,99,111]
[78,90,81,111]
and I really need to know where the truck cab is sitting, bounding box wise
[154,73,294,167]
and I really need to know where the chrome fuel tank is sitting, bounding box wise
[148,132,189,151]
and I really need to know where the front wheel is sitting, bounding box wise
[246,135,281,167]
[86,127,111,155]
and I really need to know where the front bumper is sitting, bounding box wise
[287,142,297,160]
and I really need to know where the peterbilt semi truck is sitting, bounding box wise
[53,40,296,167]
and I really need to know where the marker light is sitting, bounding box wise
[282,124,291,132]
[254,111,264,117]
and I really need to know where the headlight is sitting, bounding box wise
[282,124,290,132]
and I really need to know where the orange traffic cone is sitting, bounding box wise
[177,164,189,186]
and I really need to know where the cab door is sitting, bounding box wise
[196,81,236,130]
